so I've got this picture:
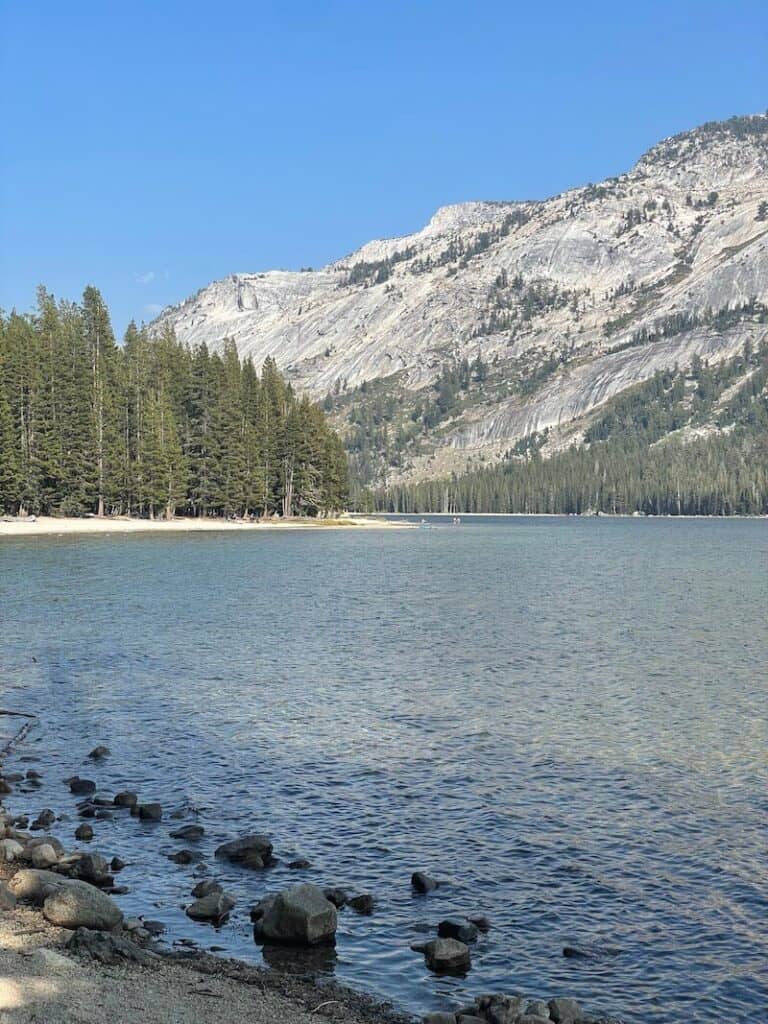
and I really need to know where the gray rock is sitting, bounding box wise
[186,892,235,922]
[517,1017,552,1024]
[0,881,17,910]
[423,938,471,974]
[9,868,68,904]
[59,852,111,885]
[75,824,94,841]
[525,1001,551,1019]
[287,858,312,869]
[322,887,348,908]
[348,893,375,914]
[87,745,111,760]
[30,809,56,830]
[30,844,59,869]
[69,777,96,796]
[138,802,163,821]
[43,881,123,930]
[95,810,113,820]
[215,834,273,865]
[113,791,138,808]
[548,998,583,1024]
[169,824,204,841]
[191,880,222,898]
[412,871,439,893]
[0,838,25,862]
[423,1015,457,1024]
[110,857,126,872]
[168,849,197,864]
[437,917,479,943]
[255,883,337,946]
[142,920,166,936]
[476,994,524,1024]
[67,927,155,965]
[456,1016,486,1024]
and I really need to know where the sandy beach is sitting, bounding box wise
[0,515,404,538]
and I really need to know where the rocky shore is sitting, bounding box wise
[0,720,621,1024]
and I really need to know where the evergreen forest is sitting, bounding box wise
[0,288,349,519]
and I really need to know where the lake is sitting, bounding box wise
[1,517,766,1023]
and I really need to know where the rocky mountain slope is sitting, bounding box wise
[153,114,768,485]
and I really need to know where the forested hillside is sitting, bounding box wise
[0,288,348,519]
[374,338,768,516]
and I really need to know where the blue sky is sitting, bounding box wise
[1,0,766,335]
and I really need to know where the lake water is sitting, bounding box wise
[1,518,766,1023]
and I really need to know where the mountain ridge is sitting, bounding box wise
[152,113,768,486]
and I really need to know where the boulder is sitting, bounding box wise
[476,995,524,1024]
[75,824,94,842]
[255,883,337,946]
[186,892,235,922]
[457,1017,487,1024]
[0,838,25,863]
[168,849,197,865]
[110,857,126,872]
[0,882,17,910]
[87,745,111,760]
[438,917,479,943]
[548,998,583,1024]
[424,1015,458,1024]
[169,824,204,841]
[30,844,59,869]
[525,1001,551,1019]
[138,803,162,821]
[59,852,111,886]
[423,938,471,974]
[467,914,491,932]
[9,869,70,904]
[191,880,222,898]
[69,777,96,796]
[30,809,56,830]
[42,880,123,930]
[215,834,273,865]
[411,871,439,893]
[27,836,65,856]
[114,791,138,808]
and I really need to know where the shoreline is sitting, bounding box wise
[0,514,408,538]
[0,723,612,1024]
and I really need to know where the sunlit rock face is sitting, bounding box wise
[153,115,768,481]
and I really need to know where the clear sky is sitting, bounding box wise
[1,0,766,335]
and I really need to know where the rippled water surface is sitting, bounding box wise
[1,518,766,1023]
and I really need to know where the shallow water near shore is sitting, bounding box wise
[1,517,767,1023]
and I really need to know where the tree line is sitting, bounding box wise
[0,287,348,519]
[373,341,768,516]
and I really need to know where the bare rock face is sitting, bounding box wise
[153,115,768,485]
[254,883,337,946]
[42,880,123,930]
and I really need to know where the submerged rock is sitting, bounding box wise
[169,824,204,841]
[215,834,273,866]
[87,746,111,760]
[287,858,312,869]
[138,803,163,821]
[411,871,439,893]
[322,887,348,908]
[69,777,96,796]
[75,824,94,842]
[437,917,479,943]
[114,791,138,808]
[423,937,471,974]
[348,893,375,914]
[186,892,235,922]
[254,883,337,946]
